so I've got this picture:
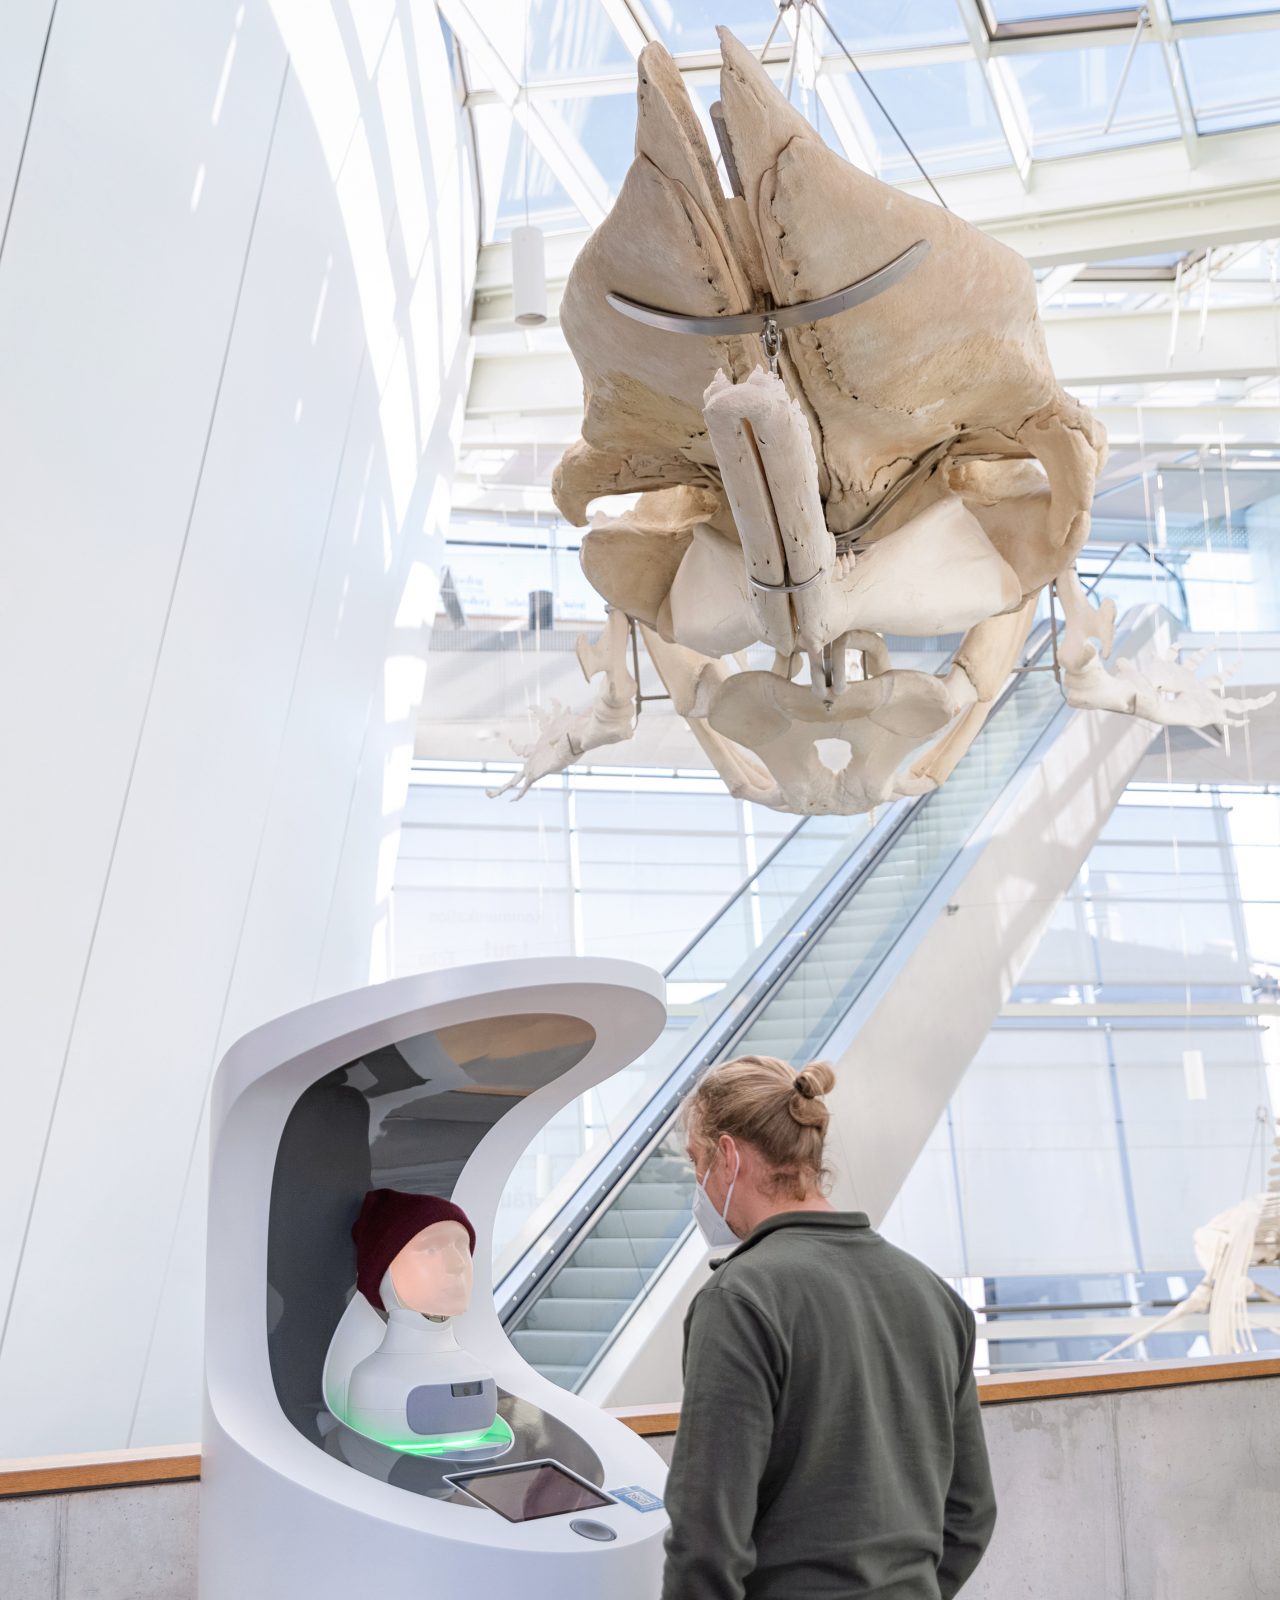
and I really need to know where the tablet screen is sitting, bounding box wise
[448,1461,612,1523]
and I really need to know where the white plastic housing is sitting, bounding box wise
[201,957,670,1599]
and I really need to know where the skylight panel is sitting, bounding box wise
[843,57,1014,178]
[645,1,779,55]
[521,0,637,80]
[471,103,589,243]
[548,93,639,197]
[1166,1,1280,17]
[1005,41,1181,156]
[984,1,1141,21]
[1091,252,1186,267]
[1178,28,1280,132]
[817,0,967,51]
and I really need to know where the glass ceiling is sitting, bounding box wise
[448,1,1280,244]
[448,1,1280,574]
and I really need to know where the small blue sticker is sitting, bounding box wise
[609,1485,665,1513]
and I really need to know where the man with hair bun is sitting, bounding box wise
[662,1054,995,1600]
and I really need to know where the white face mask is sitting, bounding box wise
[691,1146,741,1251]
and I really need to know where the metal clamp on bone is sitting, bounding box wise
[604,241,930,595]
[605,238,928,371]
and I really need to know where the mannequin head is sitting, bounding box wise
[386,1219,473,1318]
[351,1188,477,1314]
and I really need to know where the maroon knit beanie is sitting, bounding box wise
[351,1188,477,1312]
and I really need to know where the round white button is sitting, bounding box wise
[570,1519,617,1542]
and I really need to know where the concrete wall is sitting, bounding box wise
[0,0,476,1457]
[973,1376,1280,1599]
[1,1484,197,1600]
[5,1373,1276,1599]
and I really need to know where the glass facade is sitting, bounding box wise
[882,785,1280,1368]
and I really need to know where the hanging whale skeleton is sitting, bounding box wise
[490,29,1272,815]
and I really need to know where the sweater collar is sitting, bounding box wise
[711,1209,871,1268]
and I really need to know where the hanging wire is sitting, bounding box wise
[808,1,825,146]
[806,0,949,209]
[1166,255,1184,368]
[801,1,814,124]
[759,0,948,207]
[1198,246,1214,351]
[1219,417,1256,783]
[1101,6,1147,137]
[1239,1101,1271,1201]
[1130,405,1199,1092]
[522,1,531,227]
[783,19,800,103]
[758,5,787,59]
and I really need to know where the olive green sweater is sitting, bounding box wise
[661,1213,996,1600]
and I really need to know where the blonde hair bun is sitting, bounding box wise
[789,1060,835,1126]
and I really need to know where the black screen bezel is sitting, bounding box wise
[445,1459,613,1523]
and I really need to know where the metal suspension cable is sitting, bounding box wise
[804,0,950,209]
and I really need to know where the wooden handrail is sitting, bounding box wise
[5,1354,1278,1496]
[974,1352,1280,1405]
[0,1443,200,1498]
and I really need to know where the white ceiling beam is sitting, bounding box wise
[1146,0,1201,169]
[459,403,1280,460]
[954,0,1032,188]
[476,230,586,295]
[467,351,583,416]
[1038,261,1086,307]
[452,481,558,515]
[597,0,650,57]
[1046,301,1280,385]
[1091,403,1280,450]
[475,140,1280,290]
[940,129,1280,264]
[472,280,565,338]
[469,301,1280,416]
[462,412,583,449]
[437,0,611,227]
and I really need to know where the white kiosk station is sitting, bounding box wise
[201,958,672,1598]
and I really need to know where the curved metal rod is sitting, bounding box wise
[604,240,929,337]
[834,434,960,552]
[749,565,828,595]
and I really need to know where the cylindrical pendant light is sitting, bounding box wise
[512,223,547,326]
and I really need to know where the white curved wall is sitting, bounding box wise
[0,0,476,1455]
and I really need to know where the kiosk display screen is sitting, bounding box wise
[447,1461,612,1523]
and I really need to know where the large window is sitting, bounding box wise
[883,784,1280,1368]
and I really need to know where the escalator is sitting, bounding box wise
[497,603,1173,1394]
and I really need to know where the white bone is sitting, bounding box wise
[1058,568,1276,728]
[487,609,637,799]
[702,366,831,657]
